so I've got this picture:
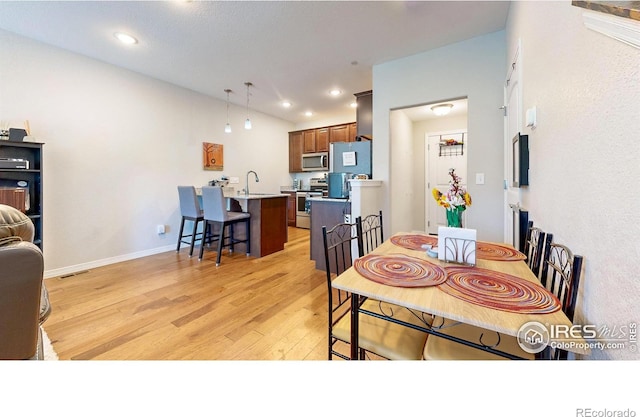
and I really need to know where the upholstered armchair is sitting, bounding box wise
[0,204,51,359]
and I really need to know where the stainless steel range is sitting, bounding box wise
[295,178,327,229]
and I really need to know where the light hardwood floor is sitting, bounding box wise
[43,227,341,360]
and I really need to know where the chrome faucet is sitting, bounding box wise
[246,170,260,195]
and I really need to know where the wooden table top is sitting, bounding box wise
[332,232,589,355]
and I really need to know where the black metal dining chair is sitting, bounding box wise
[423,238,584,360]
[355,210,383,256]
[538,241,584,359]
[523,221,551,279]
[323,222,428,360]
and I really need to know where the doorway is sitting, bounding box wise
[426,129,468,234]
[391,98,468,233]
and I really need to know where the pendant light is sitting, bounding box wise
[244,82,253,130]
[224,89,232,133]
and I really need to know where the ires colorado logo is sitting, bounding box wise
[517,321,637,354]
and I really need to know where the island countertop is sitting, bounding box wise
[231,194,287,200]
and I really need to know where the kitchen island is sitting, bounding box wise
[309,197,351,271]
[228,194,288,258]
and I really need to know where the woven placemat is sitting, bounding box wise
[354,253,446,288]
[438,266,561,314]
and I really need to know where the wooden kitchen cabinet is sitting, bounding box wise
[289,131,303,173]
[329,123,357,143]
[288,121,356,173]
[348,122,357,142]
[315,128,329,152]
[303,130,316,153]
[282,191,296,226]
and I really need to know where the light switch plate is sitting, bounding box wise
[476,173,485,185]
[229,177,239,184]
[526,106,537,128]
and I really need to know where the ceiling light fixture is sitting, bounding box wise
[329,89,342,97]
[113,32,138,45]
[350,102,357,108]
[244,82,253,130]
[304,111,313,117]
[282,101,292,108]
[431,103,454,116]
[224,89,232,134]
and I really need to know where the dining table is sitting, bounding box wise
[331,231,589,360]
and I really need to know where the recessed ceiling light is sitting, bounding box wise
[114,32,138,45]
[350,102,357,108]
[329,89,342,96]
[282,101,292,108]
[304,111,313,117]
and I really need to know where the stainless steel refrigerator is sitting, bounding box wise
[329,140,372,178]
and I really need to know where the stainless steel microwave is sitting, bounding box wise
[301,152,328,171]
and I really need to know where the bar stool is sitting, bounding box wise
[199,186,251,266]
[176,186,205,257]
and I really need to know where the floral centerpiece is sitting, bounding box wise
[432,168,472,228]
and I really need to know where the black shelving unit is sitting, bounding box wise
[0,141,44,250]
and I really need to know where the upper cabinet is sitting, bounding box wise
[302,130,316,153]
[289,122,356,173]
[315,127,329,152]
[329,123,357,143]
[289,131,303,173]
[354,90,372,139]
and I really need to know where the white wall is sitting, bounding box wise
[506,2,640,359]
[373,31,506,242]
[0,29,294,277]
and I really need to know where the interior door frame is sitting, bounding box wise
[503,40,523,244]
[425,129,468,235]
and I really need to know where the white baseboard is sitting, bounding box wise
[44,244,176,279]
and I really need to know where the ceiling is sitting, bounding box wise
[0,1,509,124]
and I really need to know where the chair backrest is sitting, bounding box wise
[524,224,548,278]
[322,223,358,340]
[356,210,384,257]
[540,241,583,322]
[177,186,202,218]
[0,204,43,359]
[201,186,227,222]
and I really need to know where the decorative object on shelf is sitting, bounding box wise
[431,103,453,116]
[432,168,471,228]
[438,135,465,157]
[202,142,223,171]
[0,121,8,140]
[244,82,253,130]
[224,89,232,134]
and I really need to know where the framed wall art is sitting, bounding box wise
[203,142,223,171]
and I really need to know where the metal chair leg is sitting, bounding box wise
[198,220,208,261]
[176,216,186,252]
[189,219,200,257]
[216,222,226,266]
[245,218,250,256]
